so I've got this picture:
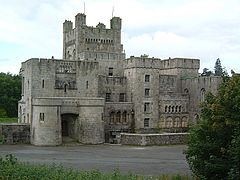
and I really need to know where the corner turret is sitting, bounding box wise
[75,13,86,26]
[63,20,73,33]
[110,17,121,30]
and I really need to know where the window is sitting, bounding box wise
[110,112,114,124]
[86,81,89,89]
[116,111,121,123]
[64,84,67,93]
[145,74,150,82]
[122,111,127,123]
[144,102,150,112]
[106,93,111,102]
[168,106,171,113]
[144,118,149,127]
[145,88,150,97]
[175,106,178,113]
[39,113,45,122]
[165,106,168,113]
[42,79,44,88]
[119,93,125,102]
[108,67,113,76]
[200,88,206,102]
[179,106,182,112]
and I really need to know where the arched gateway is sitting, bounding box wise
[31,97,105,146]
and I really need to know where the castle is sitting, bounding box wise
[18,13,221,145]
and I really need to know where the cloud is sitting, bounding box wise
[0,0,240,74]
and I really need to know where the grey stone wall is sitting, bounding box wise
[0,123,30,144]
[120,133,188,146]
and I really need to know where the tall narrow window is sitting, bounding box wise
[108,67,113,76]
[64,84,67,93]
[110,112,114,124]
[145,88,150,97]
[86,81,89,89]
[145,74,150,82]
[144,102,150,112]
[119,93,125,102]
[39,113,45,123]
[116,111,121,123]
[106,93,111,102]
[42,79,45,88]
[165,106,168,113]
[122,111,127,123]
[144,118,149,127]
[179,106,182,112]
[200,88,206,102]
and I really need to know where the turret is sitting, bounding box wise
[63,20,73,33]
[75,13,86,26]
[110,17,121,30]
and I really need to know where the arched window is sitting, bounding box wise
[179,106,182,112]
[175,106,178,113]
[182,117,188,127]
[64,84,67,93]
[165,106,168,113]
[116,111,121,123]
[175,117,181,127]
[122,111,127,123]
[110,112,114,124]
[166,117,173,128]
[172,106,175,113]
[168,106,171,113]
[200,88,206,102]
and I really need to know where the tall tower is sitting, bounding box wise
[63,20,73,59]
[75,13,86,26]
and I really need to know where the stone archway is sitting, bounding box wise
[61,113,79,142]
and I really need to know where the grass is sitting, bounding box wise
[0,117,17,123]
[0,154,194,180]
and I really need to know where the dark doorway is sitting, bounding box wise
[61,120,69,136]
[61,114,78,142]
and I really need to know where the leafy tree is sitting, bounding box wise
[0,72,21,117]
[214,58,223,76]
[185,74,240,179]
[201,68,213,76]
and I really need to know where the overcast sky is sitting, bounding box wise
[0,0,239,74]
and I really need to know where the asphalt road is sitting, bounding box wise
[0,144,191,176]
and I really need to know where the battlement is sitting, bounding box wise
[124,56,200,70]
[124,56,162,69]
[161,58,200,70]
[63,13,124,60]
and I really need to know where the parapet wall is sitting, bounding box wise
[124,57,200,70]
[120,133,188,146]
[0,123,30,144]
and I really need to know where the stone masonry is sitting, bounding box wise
[18,13,222,145]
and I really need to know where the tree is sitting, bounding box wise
[214,58,223,76]
[185,75,240,179]
[0,73,21,117]
[201,68,213,76]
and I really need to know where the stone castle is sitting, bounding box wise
[18,13,221,145]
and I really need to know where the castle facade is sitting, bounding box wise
[18,13,221,145]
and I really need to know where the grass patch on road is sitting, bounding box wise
[0,154,193,180]
[0,117,17,123]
